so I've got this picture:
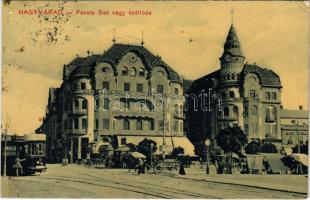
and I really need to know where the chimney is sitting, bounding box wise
[299,105,303,110]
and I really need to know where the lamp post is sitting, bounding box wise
[291,120,300,154]
[150,143,154,172]
[205,139,210,174]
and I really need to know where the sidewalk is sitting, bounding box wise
[162,167,308,194]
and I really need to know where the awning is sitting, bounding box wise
[172,137,195,156]
[292,153,308,166]
[283,147,293,156]
[130,152,146,159]
[94,141,113,153]
[114,146,130,152]
[117,136,174,155]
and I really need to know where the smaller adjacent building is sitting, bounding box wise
[280,106,309,148]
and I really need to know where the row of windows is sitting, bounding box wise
[221,73,240,81]
[221,91,235,98]
[65,99,87,111]
[265,92,277,100]
[121,67,145,76]
[64,118,88,130]
[94,118,155,131]
[103,81,166,94]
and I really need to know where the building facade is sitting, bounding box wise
[41,43,195,162]
[280,106,309,148]
[186,24,283,148]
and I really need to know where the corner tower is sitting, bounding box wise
[219,24,245,81]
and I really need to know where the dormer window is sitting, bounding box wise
[122,67,128,75]
[138,68,145,76]
[102,67,110,73]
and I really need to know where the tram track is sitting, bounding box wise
[73,165,307,199]
[8,165,307,199]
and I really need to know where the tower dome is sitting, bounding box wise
[220,24,245,81]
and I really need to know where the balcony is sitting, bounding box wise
[70,89,94,95]
[218,115,238,121]
[68,109,87,115]
[68,129,87,135]
[111,110,156,118]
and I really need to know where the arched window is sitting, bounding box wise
[122,67,128,75]
[138,68,145,76]
[82,99,87,109]
[129,67,136,76]
[148,119,154,130]
[136,119,143,130]
[265,92,270,100]
[123,119,130,130]
[224,107,229,116]
[272,92,277,100]
[231,74,235,80]
[102,67,110,73]
[266,106,276,121]
[232,106,238,118]
[74,99,79,110]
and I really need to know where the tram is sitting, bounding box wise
[1,134,47,176]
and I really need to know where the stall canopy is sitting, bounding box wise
[259,153,288,173]
[130,152,146,159]
[291,153,308,167]
[246,155,265,170]
[117,136,196,156]
[172,137,196,156]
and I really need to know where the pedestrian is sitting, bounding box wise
[137,158,144,175]
[179,160,186,175]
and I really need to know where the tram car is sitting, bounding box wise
[1,134,47,176]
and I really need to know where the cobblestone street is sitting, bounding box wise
[1,164,307,198]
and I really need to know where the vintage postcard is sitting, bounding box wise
[1,0,309,198]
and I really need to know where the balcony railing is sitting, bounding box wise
[68,109,87,115]
[68,129,87,135]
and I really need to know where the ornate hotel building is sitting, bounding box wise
[186,24,283,149]
[41,43,194,162]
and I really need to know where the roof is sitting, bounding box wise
[221,24,244,58]
[187,70,221,94]
[241,64,281,87]
[183,79,193,92]
[66,43,182,82]
[280,109,309,119]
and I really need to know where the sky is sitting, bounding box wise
[2,1,309,134]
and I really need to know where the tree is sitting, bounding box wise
[216,125,247,174]
[137,138,157,162]
[216,125,248,154]
[172,146,184,158]
[262,143,277,153]
[126,143,137,152]
[194,141,207,161]
[245,140,262,154]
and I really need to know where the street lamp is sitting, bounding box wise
[150,143,154,172]
[291,120,300,154]
[205,139,210,174]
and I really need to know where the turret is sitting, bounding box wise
[219,24,245,81]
